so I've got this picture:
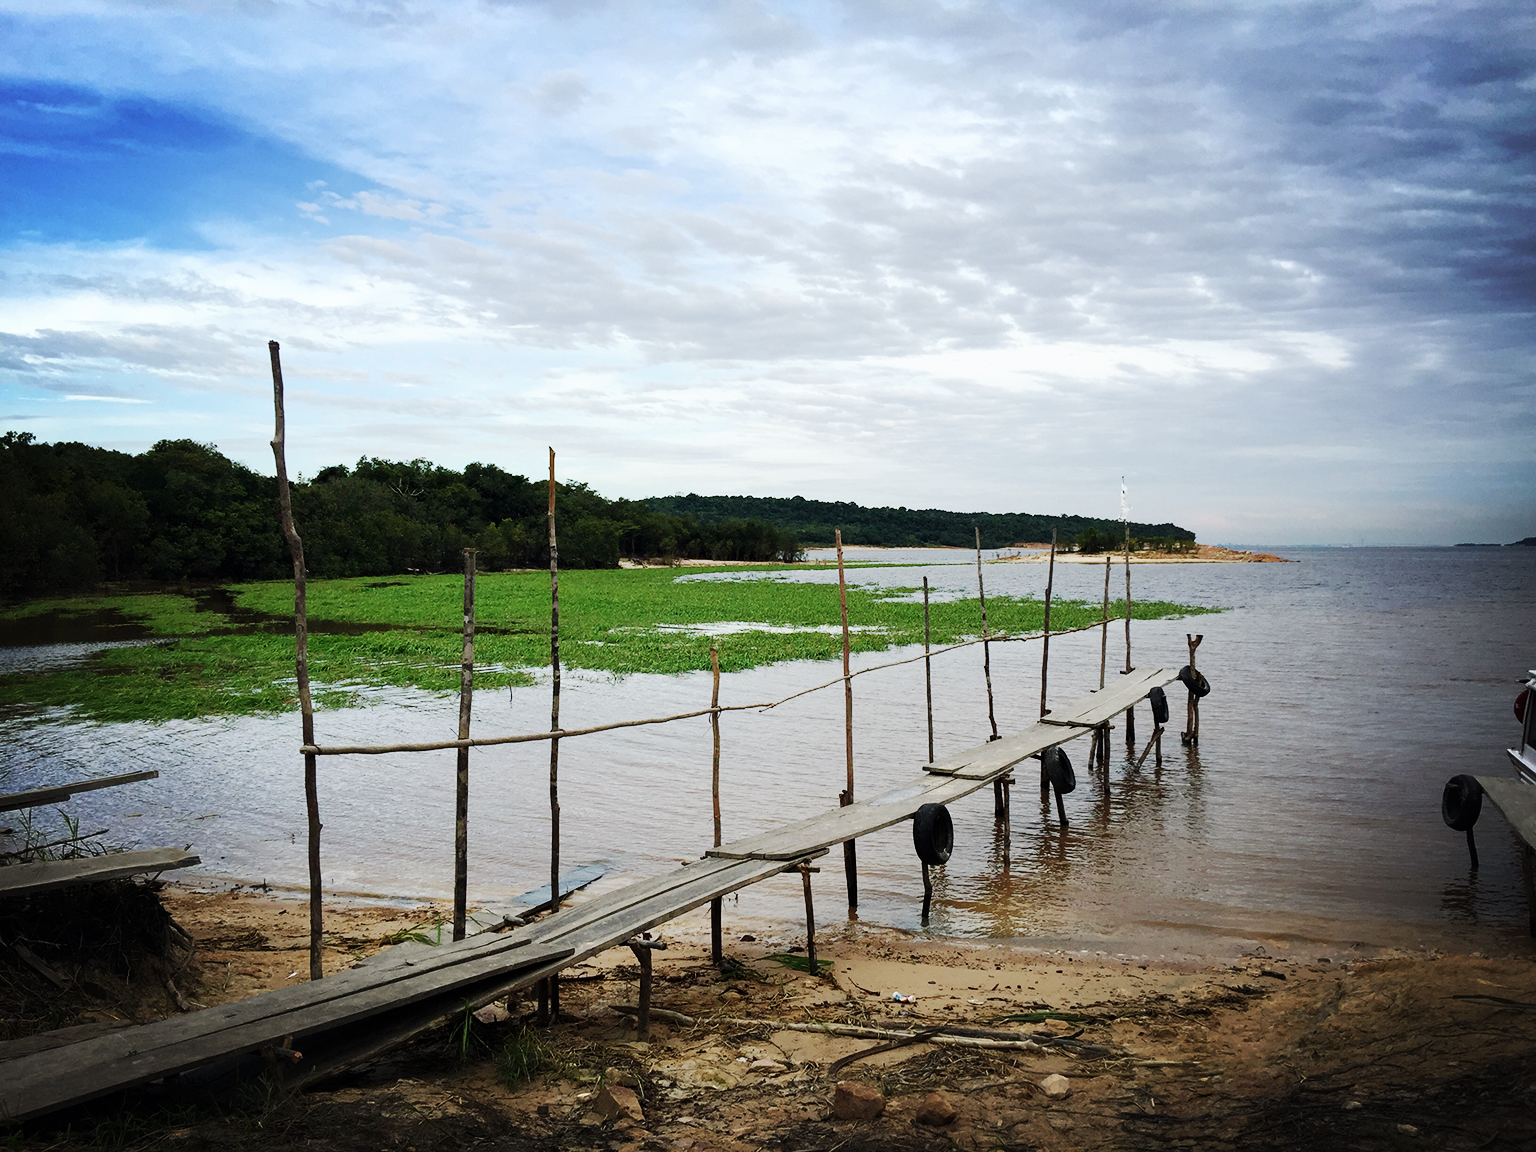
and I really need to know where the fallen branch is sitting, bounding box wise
[610,1005,1057,1054]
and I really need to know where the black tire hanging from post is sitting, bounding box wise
[1177,665,1211,698]
[1149,685,1170,726]
[913,803,954,866]
[1043,746,1076,795]
[1441,774,1484,831]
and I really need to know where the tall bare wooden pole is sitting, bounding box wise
[975,527,998,741]
[452,548,476,941]
[835,530,857,916]
[1123,517,1135,747]
[1099,556,1110,690]
[1096,554,1111,771]
[546,448,562,1020]
[268,341,323,982]
[922,576,934,764]
[1040,529,1056,718]
[709,645,724,966]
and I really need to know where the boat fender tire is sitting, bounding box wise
[1043,746,1076,795]
[912,803,954,866]
[1149,685,1170,726]
[1441,774,1483,832]
[1178,665,1211,698]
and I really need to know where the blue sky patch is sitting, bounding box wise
[0,78,380,248]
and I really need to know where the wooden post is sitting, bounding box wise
[546,448,562,1022]
[1040,529,1056,718]
[834,531,857,917]
[1123,519,1135,748]
[1183,633,1204,745]
[268,341,323,983]
[922,577,934,764]
[1099,555,1110,690]
[975,527,998,742]
[709,645,723,968]
[453,548,476,941]
[920,862,933,926]
[627,936,665,1038]
[799,861,818,973]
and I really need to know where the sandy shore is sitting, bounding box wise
[20,884,1530,1150]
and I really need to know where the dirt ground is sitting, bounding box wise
[5,884,1536,1151]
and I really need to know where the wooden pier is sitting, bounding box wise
[0,670,1172,1121]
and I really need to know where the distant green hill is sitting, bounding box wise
[640,494,1194,550]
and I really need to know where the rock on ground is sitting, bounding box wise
[833,1080,885,1121]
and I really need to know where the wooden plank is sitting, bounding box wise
[0,941,572,1121]
[0,848,199,897]
[473,862,607,928]
[0,770,159,814]
[1047,668,1172,726]
[1475,777,1536,846]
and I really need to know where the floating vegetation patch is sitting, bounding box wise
[0,567,1219,723]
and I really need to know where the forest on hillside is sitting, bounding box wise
[0,434,802,597]
[0,433,1199,599]
[643,493,1196,551]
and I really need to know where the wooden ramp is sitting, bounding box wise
[0,669,1172,1119]
[0,933,573,1120]
[0,849,200,898]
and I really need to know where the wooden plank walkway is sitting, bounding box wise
[0,848,200,898]
[0,933,573,1120]
[1,669,1175,1117]
[707,667,1173,859]
[0,770,159,814]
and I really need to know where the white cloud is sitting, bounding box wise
[0,0,1532,543]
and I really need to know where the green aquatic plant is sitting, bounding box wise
[0,567,1220,723]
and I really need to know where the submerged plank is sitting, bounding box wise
[0,770,159,814]
[0,848,199,897]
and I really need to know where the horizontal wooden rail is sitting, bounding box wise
[301,622,1106,758]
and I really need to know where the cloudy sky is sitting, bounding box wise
[2,1,1532,544]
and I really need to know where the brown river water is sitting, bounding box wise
[3,546,1534,962]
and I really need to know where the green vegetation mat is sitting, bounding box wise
[0,567,1217,723]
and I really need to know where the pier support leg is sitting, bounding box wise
[1053,780,1069,829]
[626,936,665,1039]
[921,862,933,927]
[1125,704,1136,750]
[536,978,549,1026]
[799,861,818,975]
[710,898,723,969]
[1135,725,1164,770]
[840,791,857,919]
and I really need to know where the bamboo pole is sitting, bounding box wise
[834,530,857,916]
[452,548,475,942]
[301,624,1112,758]
[1040,529,1056,718]
[922,576,934,764]
[267,340,323,983]
[546,447,562,1022]
[709,644,723,968]
[975,527,998,742]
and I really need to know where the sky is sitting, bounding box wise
[1,1,1532,545]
